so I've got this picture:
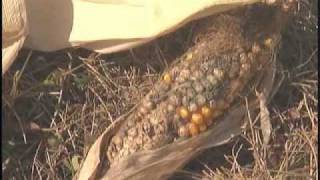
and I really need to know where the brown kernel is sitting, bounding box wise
[178,126,190,137]
[188,123,199,136]
[144,100,154,110]
[191,113,204,125]
[189,102,198,112]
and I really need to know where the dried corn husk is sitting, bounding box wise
[2,0,264,75]
[76,3,289,180]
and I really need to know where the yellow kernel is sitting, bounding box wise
[188,123,199,136]
[178,106,190,119]
[178,126,190,137]
[186,53,193,60]
[191,113,204,125]
[201,105,213,119]
[199,124,207,132]
[264,38,273,48]
[213,69,224,79]
[163,73,172,83]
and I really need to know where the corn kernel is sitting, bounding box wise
[264,38,273,48]
[201,105,213,119]
[213,69,224,79]
[191,113,204,125]
[178,106,190,119]
[163,73,172,84]
[188,123,199,136]
[186,53,193,60]
[178,126,190,137]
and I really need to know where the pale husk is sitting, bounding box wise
[3,0,263,75]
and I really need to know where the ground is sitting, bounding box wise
[2,1,318,179]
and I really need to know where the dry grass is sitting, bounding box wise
[2,1,317,179]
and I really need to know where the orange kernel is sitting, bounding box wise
[188,123,199,136]
[191,113,204,125]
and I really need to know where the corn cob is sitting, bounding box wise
[106,6,282,164]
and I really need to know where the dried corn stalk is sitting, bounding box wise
[77,2,293,180]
